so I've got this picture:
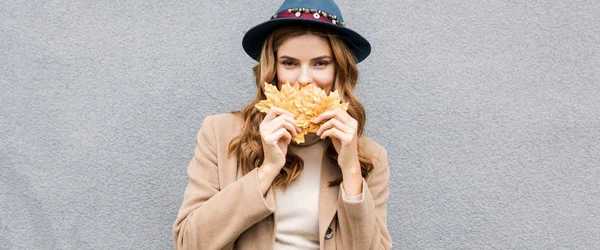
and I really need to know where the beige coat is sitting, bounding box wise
[172,113,392,250]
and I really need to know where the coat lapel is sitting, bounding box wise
[318,150,341,247]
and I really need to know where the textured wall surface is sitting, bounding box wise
[1,0,599,249]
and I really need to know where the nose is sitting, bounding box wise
[296,67,313,86]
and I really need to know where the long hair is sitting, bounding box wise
[228,24,374,189]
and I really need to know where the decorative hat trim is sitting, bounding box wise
[270,8,346,27]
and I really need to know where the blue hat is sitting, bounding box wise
[242,0,371,63]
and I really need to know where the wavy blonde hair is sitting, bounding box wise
[229,24,374,189]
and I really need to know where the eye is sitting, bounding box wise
[281,60,298,67]
[313,61,330,67]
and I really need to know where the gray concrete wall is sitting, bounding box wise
[1,0,599,249]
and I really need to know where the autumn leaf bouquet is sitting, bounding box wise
[254,82,349,143]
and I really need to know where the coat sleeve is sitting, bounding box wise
[172,115,275,250]
[336,146,393,249]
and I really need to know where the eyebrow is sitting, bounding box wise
[278,55,332,61]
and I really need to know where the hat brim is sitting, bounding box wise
[242,18,371,63]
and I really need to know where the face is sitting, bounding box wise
[276,34,336,94]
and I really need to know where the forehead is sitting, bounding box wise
[277,34,332,58]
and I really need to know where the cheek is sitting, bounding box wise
[314,68,336,91]
[276,66,294,85]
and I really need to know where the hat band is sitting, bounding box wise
[270,8,346,27]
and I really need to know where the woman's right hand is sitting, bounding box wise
[257,107,301,193]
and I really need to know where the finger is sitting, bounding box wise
[313,108,349,124]
[264,115,299,137]
[320,127,347,142]
[266,128,292,145]
[316,118,350,136]
[275,117,299,138]
[272,113,298,127]
[261,112,297,131]
[263,107,294,122]
[280,127,292,145]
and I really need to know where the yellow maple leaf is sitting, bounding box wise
[254,82,349,143]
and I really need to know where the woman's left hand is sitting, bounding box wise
[314,108,363,195]
[314,108,359,170]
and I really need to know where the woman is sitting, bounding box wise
[172,0,392,249]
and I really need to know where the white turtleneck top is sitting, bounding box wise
[273,134,324,250]
[271,133,363,249]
